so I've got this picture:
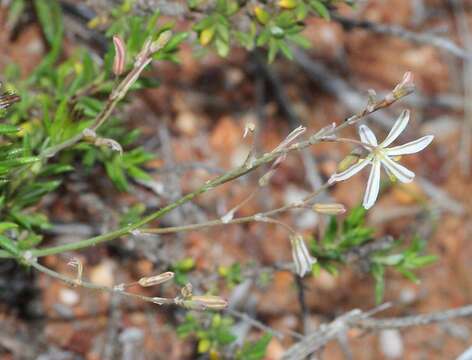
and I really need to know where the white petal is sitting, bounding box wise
[384,135,434,156]
[363,159,381,209]
[358,125,378,147]
[291,236,316,277]
[328,158,370,184]
[381,110,410,147]
[381,155,415,183]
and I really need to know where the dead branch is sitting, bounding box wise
[283,304,472,360]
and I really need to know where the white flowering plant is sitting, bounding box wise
[329,110,434,209]
[0,1,445,359]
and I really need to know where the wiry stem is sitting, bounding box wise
[0,75,413,260]
[27,259,175,305]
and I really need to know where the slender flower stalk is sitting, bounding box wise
[329,110,434,209]
[0,73,412,260]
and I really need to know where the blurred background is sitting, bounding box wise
[0,0,471,359]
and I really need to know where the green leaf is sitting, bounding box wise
[127,165,153,182]
[0,156,40,168]
[289,34,311,49]
[256,30,271,47]
[373,254,404,266]
[372,263,385,304]
[162,32,189,53]
[0,124,20,134]
[268,38,279,63]
[397,268,419,283]
[18,233,43,250]
[322,216,337,246]
[343,205,366,230]
[278,41,293,60]
[237,334,272,360]
[14,180,62,208]
[215,38,230,57]
[309,0,330,20]
[405,254,437,269]
[215,328,237,345]
[0,235,19,256]
[33,0,64,46]
[105,157,129,191]
[0,222,18,234]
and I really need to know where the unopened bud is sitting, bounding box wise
[258,168,276,187]
[82,128,97,139]
[273,125,306,152]
[220,210,235,224]
[67,257,84,285]
[182,295,228,310]
[391,71,415,100]
[312,122,336,141]
[151,30,173,53]
[94,137,123,155]
[112,35,126,76]
[312,203,346,215]
[337,151,362,172]
[243,121,256,138]
[366,89,377,112]
[138,272,174,287]
[290,234,316,277]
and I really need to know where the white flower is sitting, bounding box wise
[328,110,434,210]
[290,235,316,277]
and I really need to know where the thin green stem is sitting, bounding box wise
[41,57,151,159]
[28,259,175,305]
[0,86,412,260]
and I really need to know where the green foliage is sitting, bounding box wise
[177,313,271,359]
[236,334,272,360]
[0,1,188,259]
[172,258,196,286]
[256,8,309,62]
[177,313,236,356]
[371,236,437,303]
[194,0,239,57]
[185,0,353,61]
[218,262,242,288]
[311,206,437,303]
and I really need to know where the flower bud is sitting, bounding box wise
[112,35,126,76]
[336,151,362,172]
[312,203,346,215]
[151,30,173,53]
[182,295,228,310]
[290,234,316,277]
[138,271,174,287]
[391,71,415,100]
[243,121,256,138]
[94,137,123,155]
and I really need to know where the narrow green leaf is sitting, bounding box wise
[0,124,20,134]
